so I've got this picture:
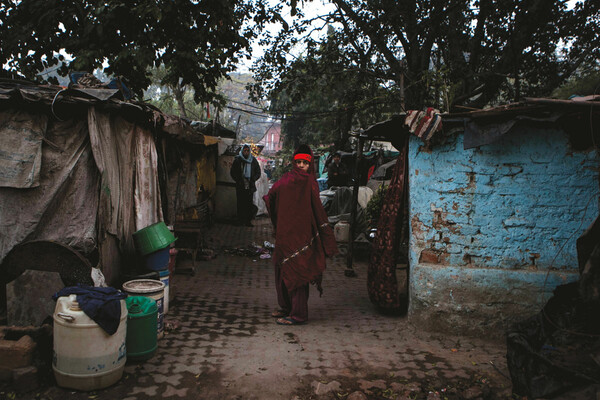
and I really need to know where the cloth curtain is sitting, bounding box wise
[367,136,409,309]
[134,127,163,231]
[88,108,163,256]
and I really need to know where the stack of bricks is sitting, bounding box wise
[0,327,40,393]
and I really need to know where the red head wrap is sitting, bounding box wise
[293,153,312,162]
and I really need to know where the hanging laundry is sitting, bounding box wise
[404,107,443,141]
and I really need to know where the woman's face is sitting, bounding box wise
[295,159,310,172]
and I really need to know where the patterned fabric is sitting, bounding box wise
[404,107,442,141]
[280,223,330,265]
[367,136,409,309]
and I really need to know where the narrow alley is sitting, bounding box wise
[33,217,511,400]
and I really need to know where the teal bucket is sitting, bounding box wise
[125,296,158,361]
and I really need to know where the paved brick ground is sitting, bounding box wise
[12,217,513,400]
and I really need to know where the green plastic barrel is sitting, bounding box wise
[125,296,158,361]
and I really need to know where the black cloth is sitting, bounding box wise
[235,186,257,225]
[327,161,348,187]
[230,155,261,224]
[230,156,261,193]
[52,285,128,335]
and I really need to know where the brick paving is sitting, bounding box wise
[15,217,512,400]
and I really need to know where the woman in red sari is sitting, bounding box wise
[263,145,338,325]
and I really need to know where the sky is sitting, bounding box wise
[238,0,337,73]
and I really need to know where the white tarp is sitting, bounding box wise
[1,106,168,283]
[253,159,269,216]
[0,109,46,188]
[134,125,164,230]
[88,107,137,256]
[88,107,163,256]
[0,112,99,262]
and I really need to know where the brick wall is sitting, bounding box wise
[408,124,599,336]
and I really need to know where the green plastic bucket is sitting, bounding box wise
[125,296,158,361]
[133,222,176,256]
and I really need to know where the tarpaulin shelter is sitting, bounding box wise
[0,80,218,294]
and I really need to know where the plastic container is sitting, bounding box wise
[122,279,165,339]
[143,247,170,271]
[53,294,127,391]
[334,221,350,242]
[125,296,157,361]
[133,222,176,256]
[158,269,170,314]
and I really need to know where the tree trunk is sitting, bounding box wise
[173,83,188,118]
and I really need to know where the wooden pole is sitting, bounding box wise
[400,59,406,111]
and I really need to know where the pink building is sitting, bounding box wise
[258,124,283,154]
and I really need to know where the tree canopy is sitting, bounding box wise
[254,0,600,113]
[252,26,398,149]
[2,0,597,149]
[0,0,279,103]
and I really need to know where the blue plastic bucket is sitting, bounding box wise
[143,247,170,271]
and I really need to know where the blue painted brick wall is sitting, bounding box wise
[408,124,599,336]
[409,125,599,271]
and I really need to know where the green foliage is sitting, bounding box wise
[551,65,600,99]
[365,184,388,227]
[269,149,294,182]
[0,0,276,104]
[271,162,292,182]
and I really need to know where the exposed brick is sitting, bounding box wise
[409,128,599,336]
[420,249,440,264]
[0,335,36,370]
[410,129,599,270]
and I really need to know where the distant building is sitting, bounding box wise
[258,123,283,154]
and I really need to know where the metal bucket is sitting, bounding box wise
[122,279,165,339]
[158,269,170,314]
